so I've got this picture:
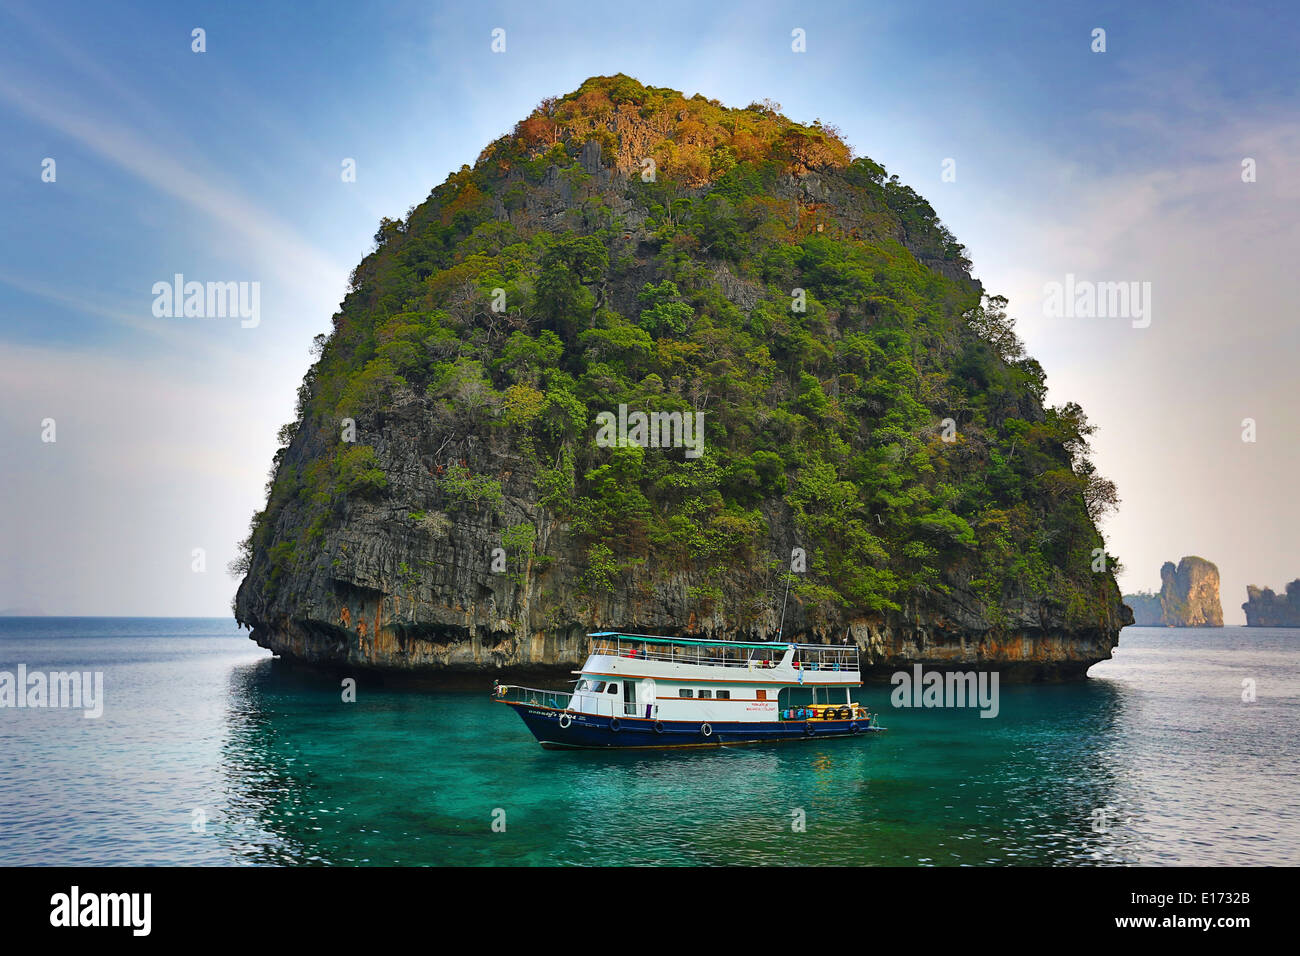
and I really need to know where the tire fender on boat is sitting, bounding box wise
[653,720,665,734]
[849,721,859,734]
[804,721,814,736]
[609,717,621,732]
[700,722,713,737]
[558,712,573,729]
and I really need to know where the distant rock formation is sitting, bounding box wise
[1124,556,1223,627]
[1242,580,1300,627]
[1159,557,1224,626]
[1124,591,1163,626]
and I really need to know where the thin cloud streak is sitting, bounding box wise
[0,270,250,360]
[0,68,349,296]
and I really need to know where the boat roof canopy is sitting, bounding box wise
[589,631,796,651]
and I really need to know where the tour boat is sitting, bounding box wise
[492,632,884,749]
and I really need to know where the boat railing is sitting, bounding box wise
[492,684,573,710]
[591,641,774,669]
[791,650,858,673]
[589,638,859,673]
[492,684,659,719]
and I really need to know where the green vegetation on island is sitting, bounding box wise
[234,75,1128,673]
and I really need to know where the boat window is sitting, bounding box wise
[679,689,693,698]
[698,689,713,699]
[716,690,730,700]
[589,681,606,693]
[574,680,589,691]
[606,682,619,694]
[756,689,767,700]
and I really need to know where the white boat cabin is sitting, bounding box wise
[560,632,862,723]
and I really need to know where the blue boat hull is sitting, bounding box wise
[502,701,885,749]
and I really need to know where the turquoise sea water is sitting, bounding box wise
[1,618,1297,866]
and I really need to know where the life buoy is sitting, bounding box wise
[700,722,713,737]
[653,720,664,734]
[558,712,573,729]
[609,717,621,732]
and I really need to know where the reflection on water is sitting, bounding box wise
[1,620,1296,865]
[1088,629,1300,866]
[219,659,311,864]
[213,658,1180,866]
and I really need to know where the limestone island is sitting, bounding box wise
[1243,580,1300,627]
[1124,556,1223,627]
[232,75,1130,682]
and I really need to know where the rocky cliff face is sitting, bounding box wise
[1159,557,1223,626]
[1124,556,1223,626]
[233,75,1130,682]
[1243,580,1300,627]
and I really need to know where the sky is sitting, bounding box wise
[0,0,1296,620]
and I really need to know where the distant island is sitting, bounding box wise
[1243,580,1300,627]
[1123,556,1223,627]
